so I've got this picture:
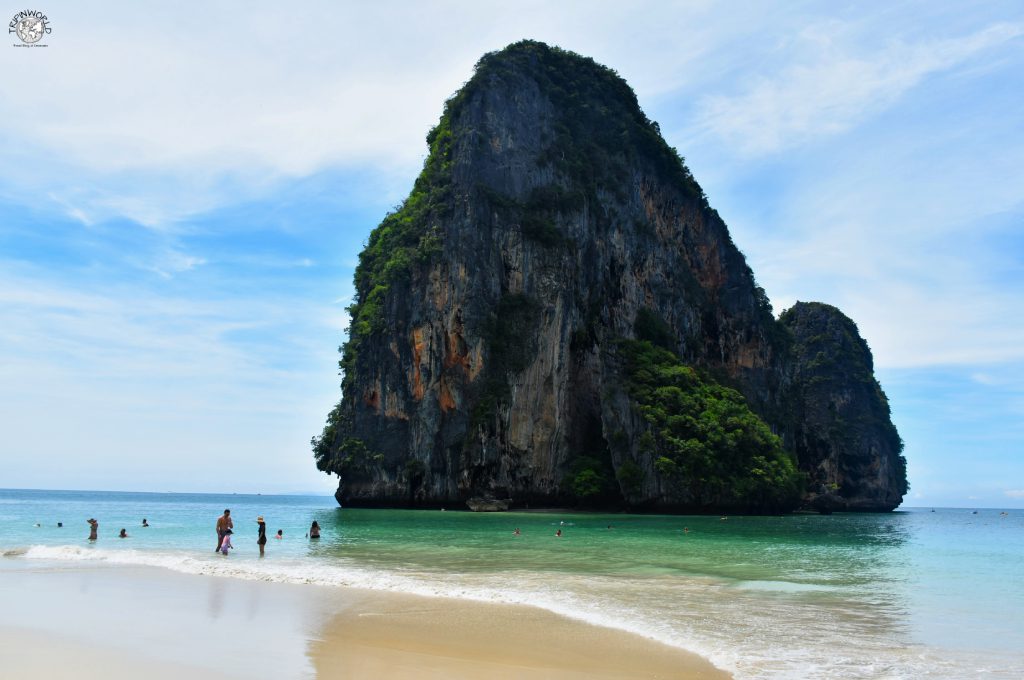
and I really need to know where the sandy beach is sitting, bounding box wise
[0,560,728,679]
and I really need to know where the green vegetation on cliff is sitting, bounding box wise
[339,111,454,390]
[564,454,621,505]
[620,340,804,512]
[312,404,382,476]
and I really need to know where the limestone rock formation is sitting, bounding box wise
[780,302,907,512]
[312,41,907,513]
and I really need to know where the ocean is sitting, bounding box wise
[1,488,1021,678]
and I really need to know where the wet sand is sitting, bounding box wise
[0,561,728,678]
[311,593,728,679]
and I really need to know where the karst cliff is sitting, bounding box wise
[312,41,908,513]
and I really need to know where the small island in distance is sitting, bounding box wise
[313,40,908,515]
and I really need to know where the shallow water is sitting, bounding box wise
[2,488,1022,678]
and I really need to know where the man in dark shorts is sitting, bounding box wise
[216,509,233,552]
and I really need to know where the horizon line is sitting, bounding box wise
[0,488,1019,511]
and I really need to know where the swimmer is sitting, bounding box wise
[683,527,690,533]
[513,527,521,535]
[119,528,128,538]
[555,529,562,537]
[275,529,283,539]
[142,518,149,527]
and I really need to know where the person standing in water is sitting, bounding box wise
[87,518,98,541]
[119,528,128,538]
[142,518,149,527]
[309,521,320,539]
[256,516,267,557]
[215,509,233,553]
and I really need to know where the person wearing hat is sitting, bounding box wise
[256,516,267,557]
[87,518,98,541]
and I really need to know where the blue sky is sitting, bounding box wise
[1,2,1021,505]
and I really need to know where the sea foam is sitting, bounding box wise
[14,543,724,671]
[5,543,987,680]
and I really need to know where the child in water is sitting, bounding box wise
[220,529,234,555]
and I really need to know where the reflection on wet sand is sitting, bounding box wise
[310,589,729,680]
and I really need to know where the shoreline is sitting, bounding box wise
[0,559,730,679]
[10,540,732,664]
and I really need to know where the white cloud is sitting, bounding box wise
[0,262,346,492]
[737,198,1024,369]
[0,1,741,227]
[141,251,207,279]
[1006,490,1024,499]
[695,22,1024,155]
[707,39,1024,371]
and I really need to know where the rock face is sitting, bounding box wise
[465,497,512,512]
[780,303,907,511]
[313,41,907,513]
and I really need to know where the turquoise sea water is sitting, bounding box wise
[2,488,1022,678]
